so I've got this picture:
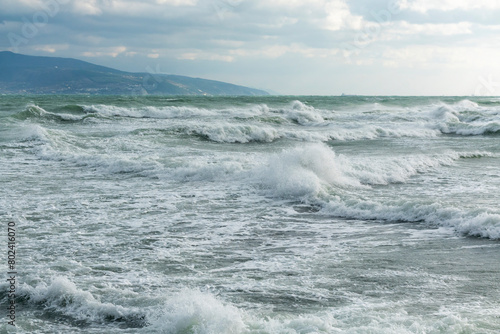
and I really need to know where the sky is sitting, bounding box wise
[1,0,500,95]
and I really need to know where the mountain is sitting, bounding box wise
[0,51,269,96]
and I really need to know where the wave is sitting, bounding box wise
[170,123,442,144]
[253,143,493,195]
[15,277,146,328]
[9,276,495,333]
[252,143,500,239]
[80,101,327,124]
[428,102,500,136]
[21,124,162,175]
[147,289,246,334]
[10,278,245,333]
[13,100,500,143]
[328,99,500,137]
[321,198,500,239]
[21,129,500,239]
[420,100,500,136]
[181,123,282,143]
[12,99,500,139]
[54,104,87,113]
[252,144,363,197]
[82,104,218,119]
[4,277,244,332]
[24,123,496,192]
[11,104,219,122]
[12,104,93,122]
[274,100,326,125]
[172,159,247,181]
[17,101,327,125]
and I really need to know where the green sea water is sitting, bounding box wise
[1,95,500,333]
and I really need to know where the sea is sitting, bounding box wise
[1,95,500,333]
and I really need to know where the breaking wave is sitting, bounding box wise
[81,104,217,119]
[11,100,500,144]
[253,143,493,196]
[12,104,93,122]
[252,143,500,239]
[18,124,161,175]
[6,276,497,333]
[14,277,146,328]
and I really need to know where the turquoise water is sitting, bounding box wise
[1,95,500,333]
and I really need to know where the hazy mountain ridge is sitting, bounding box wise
[0,52,269,96]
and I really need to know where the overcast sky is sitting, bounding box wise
[1,0,500,95]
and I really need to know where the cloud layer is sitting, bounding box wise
[1,0,499,94]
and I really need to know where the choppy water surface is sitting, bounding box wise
[1,95,500,333]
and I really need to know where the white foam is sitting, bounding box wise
[147,289,246,334]
[145,289,496,333]
[172,159,246,181]
[252,143,363,198]
[324,124,441,141]
[453,99,480,110]
[18,104,87,121]
[252,143,490,196]
[18,123,51,142]
[330,100,500,138]
[250,143,500,239]
[346,150,493,185]
[21,125,162,175]
[276,100,325,125]
[428,105,460,123]
[25,104,49,117]
[82,104,217,119]
[448,122,500,136]
[8,277,499,333]
[246,306,481,334]
[320,195,500,239]
[19,277,142,323]
[426,102,500,135]
[36,142,161,175]
[185,123,282,143]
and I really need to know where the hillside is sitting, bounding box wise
[0,52,268,96]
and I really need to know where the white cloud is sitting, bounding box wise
[256,17,299,29]
[255,0,364,31]
[156,0,197,5]
[33,44,69,53]
[392,21,473,36]
[5,0,500,94]
[73,0,103,15]
[247,45,289,58]
[34,45,56,53]
[381,45,500,70]
[83,46,127,57]
[175,44,339,63]
[178,52,197,60]
[178,51,235,62]
[257,0,325,9]
[397,0,500,12]
[229,44,338,59]
[324,0,364,31]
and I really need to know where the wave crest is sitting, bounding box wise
[18,277,145,327]
[12,104,90,122]
[251,143,500,239]
[148,289,246,334]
